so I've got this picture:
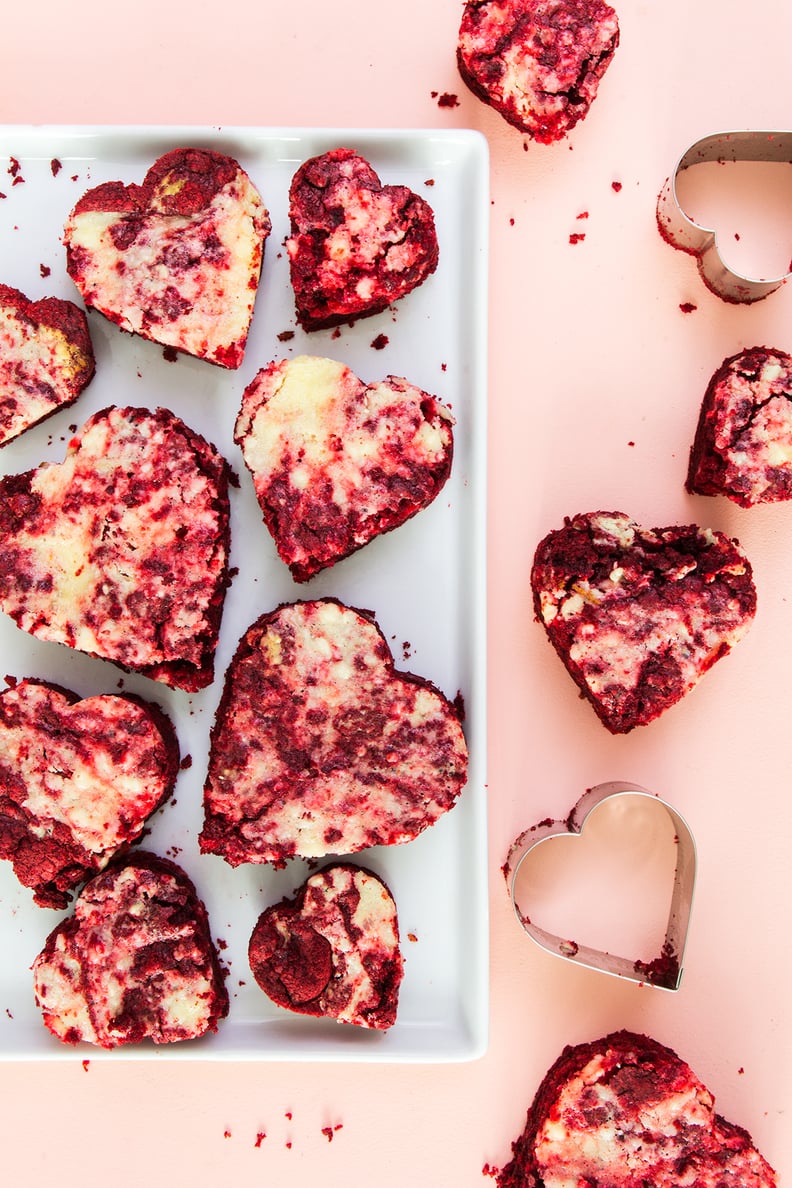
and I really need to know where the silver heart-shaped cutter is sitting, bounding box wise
[505,781,697,991]
[657,129,792,303]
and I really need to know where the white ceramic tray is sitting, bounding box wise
[0,126,489,1061]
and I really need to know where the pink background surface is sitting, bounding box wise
[2,0,791,1182]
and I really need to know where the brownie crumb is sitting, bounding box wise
[277,330,295,342]
[370,333,389,350]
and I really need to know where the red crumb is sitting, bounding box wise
[424,178,435,186]
[321,1124,343,1142]
[216,937,228,951]
[370,333,389,350]
[569,233,586,244]
[277,330,295,341]
[285,1111,293,1120]
[612,180,623,192]
[51,159,62,177]
[162,345,179,362]
[407,932,418,943]
[223,1130,232,1139]
[8,157,21,177]
[82,1060,90,1071]
[180,754,193,770]
[254,1132,267,1147]
[482,1163,499,1178]
[576,211,589,219]
[628,440,635,447]
[679,302,697,313]
[434,92,460,108]
[39,264,51,278]
[739,1067,745,1075]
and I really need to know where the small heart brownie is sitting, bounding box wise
[0,282,95,446]
[64,147,270,368]
[687,346,792,507]
[286,148,439,330]
[497,1030,777,1186]
[0,405,231,691]
[0,678,179,909]
[235,355,455,581]
[457,0,620,144]
[531,511,756,733]
[199,598,468,866]
[248,863,403,1030]
[32,852,228,1048]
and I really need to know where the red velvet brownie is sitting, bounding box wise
[497,1030,777,1186]
[32,852,228,1048]
[235,355,455,581]
[531,511,756,733]
[248,863,403,1030]
[0,405,231,691]
[0,283,95,446]
[285,148,438,330]
[457,0,620,143]
[0,678,179,909]
[63,147,270,368]
[687,346,792,506]
[200,598,468,866]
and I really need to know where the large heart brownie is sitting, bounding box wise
[286,148,439,331]
[248,863,403,1030]
[457,0,620,144]
[64,147,271,368]
[235,355,455,581]
[531,511,756,733]
[0,405,231,691]
[0,678,179,908]
[199,599,468,866]
[497,1030,777,1186]
[0,283,95,447]
[32,852,228,1048]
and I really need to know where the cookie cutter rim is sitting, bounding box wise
[506,781,696,992]
[657,129,792,303]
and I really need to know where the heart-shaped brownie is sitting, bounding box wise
[32,852,228,1048]
[248,863,403,1030]
[64,147,270,368]
[497,1030,777,1186]
[457,0,620,144]
[235,355,455,581]
[286,148,439,330]
[0,404,231,691]
[531,511,756,733]
[0,678,179,909]
[687,346,792,506]
[199,598,468,866]
[0,283,95,446]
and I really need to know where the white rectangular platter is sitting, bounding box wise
[0,126,489,1061]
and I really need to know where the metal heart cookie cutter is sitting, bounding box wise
[505,781,696,991]
[657,129,792,303]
